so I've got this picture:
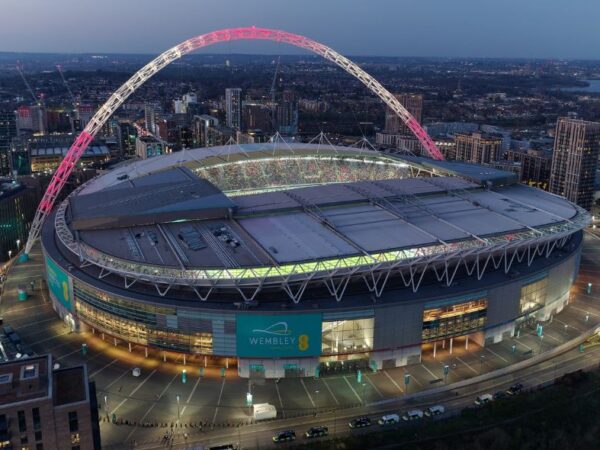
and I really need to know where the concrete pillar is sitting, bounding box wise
[145,347,148,358]
[92,328,95,335]
[449,338,453,354]
[183,354,186,366]
[101,333,105,341]
[128,342,132,352]
[113,338,117,347]
[163,351,167,363]
[226,358,229,369]
[204,356,208,368]
[433,341,437,358]
[465,336,469,350]
[442,339,446,349]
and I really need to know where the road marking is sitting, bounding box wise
[211,378,226,426]
[514,339,533,351]
[3,302,52,314]
[180,375,202,416]
[570,305,600,318]
[456,356,478,375]
[300,378,316,408]
[104,367,133,390]
[111,369,157,415]
[383,370,403,393]
[275,380,285,417]
[365,373,383,398]
[29,331,70,346]
[90,359,119,379]
[543,332,561,344]
[554,318,581,333]
[486,347,509,363]
[125,372,179,441]
[321,378,339,405]
[55,347,84,361]
[344,376,362,403]
[421,363,440,380]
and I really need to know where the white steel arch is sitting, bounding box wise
[25,26,444,255]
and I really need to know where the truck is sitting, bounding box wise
[253,403,277,421]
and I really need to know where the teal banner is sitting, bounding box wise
[45,256,72,312]
[236,313,322,357]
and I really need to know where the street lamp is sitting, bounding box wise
[361,382,367,405]
[7,250,12,259]
[16,239,20,249]
[176,395,180,422]
[443,364,450,384]
[479,355,485,374]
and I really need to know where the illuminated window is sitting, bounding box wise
[322,318,374,355]
[422,298,487,341]
[520,277,548,314]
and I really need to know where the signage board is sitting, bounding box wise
[45,256,73,312]
[236,313,322,357]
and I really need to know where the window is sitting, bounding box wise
[17,410,26,433]
[21,365,37,380]
[520,277,548,314]
[34,431,42,442]
[71,446,80,450]
[68,411,78,433]
[36,444,43,450]
[422,298,488,341]
[20,436,28,444]
[322,318,374,355]
[32,408,40,431]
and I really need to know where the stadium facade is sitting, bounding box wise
[41,143,588,378]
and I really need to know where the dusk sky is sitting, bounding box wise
[0,0,598,59]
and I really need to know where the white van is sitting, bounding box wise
[378,414,400,425]
[402,409,424,421]
[474,393,493,406]
[424,405,445,417]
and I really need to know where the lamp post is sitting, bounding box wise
[176,395,180,422]
[16,239,20,249]
[7,250,12,260]
[479,355,485,374]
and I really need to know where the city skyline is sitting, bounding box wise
[0,0,599,59]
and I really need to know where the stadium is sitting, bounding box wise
[39,142,588,378]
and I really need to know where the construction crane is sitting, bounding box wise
[16,61,38,103]
[269,56,280,132]
[56,64,79,120]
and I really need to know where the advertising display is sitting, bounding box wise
[45,256,73,312]
[237,313,322,357]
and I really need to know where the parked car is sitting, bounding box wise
[348,417,371,428]
[273,430,296,443]
[506,383,524,396]
[378,414,400,425]
[424,405,445,417]
[402,409,424,421]
[305,426,328,438]
[493,390,508,400]
[474,393,493,406]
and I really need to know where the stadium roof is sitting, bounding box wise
[65,144,579,269]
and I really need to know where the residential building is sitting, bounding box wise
[549,118,600,210]
[455,132,502,164]
[225,88,242,129]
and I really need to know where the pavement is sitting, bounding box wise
[1,231,600,450]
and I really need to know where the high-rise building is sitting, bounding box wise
[0,111,17,176]
[144,103,161,135]
[455,132,502,164]
[506,148,552,189]
[549,118,600,210]
[242,102,272,132]
[385,93,423,134]
[0,179,39,262]
[0,355,101,449]
[225,88,242,129]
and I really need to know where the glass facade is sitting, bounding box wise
[0,184,38,263]
[73,282,213,354]
[321,318,374,355]
[519,277,548,314]
[422,298,487,342]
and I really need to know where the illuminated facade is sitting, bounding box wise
[40,143,586,378]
